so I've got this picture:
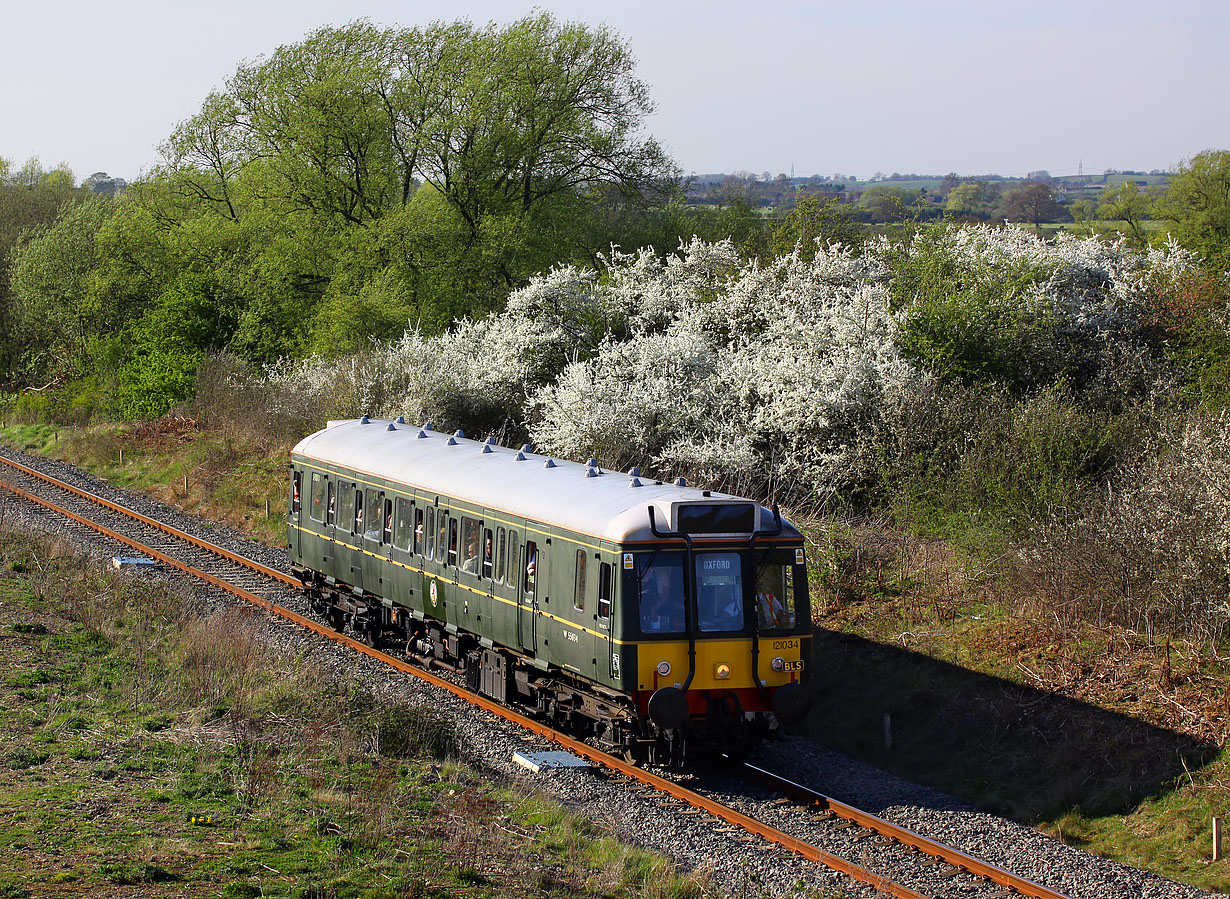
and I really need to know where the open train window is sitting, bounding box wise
[326,481,335,525]
[524,540,538,594]
[573,549,587,611]
[482,528,493,579]
[363,489,382,542]
[338,484,356,533]
[597,561,612,619]
[382,497,393,545]
[425,507,436,560]
[309,473,327,523]
[447,516,458,566]
[754,551,799,632]
[495,528,506,583]
[436,511,448,564]
[413,507,424,556]
[291,470,301,514]
[393,498,412,550]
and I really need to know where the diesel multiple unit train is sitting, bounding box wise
[287,417,812,765]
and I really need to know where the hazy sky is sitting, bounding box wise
[4,0,1228,183]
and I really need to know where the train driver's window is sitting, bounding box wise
[413,508,425,556]
[309,473,327,523]
[291,470,301,515]
[635,553,685,635]
[481,528,493,579]
[393,498,412,550]
[597,561,612,620]
[524,540,538,594]
[447,516,458,566]
[572,549,587,611]
[495,528,506,582]
[755,558,797,631]
[425,507,436,560]
[338,484,355,533]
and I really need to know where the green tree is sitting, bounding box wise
[770,194,862,257]
[1002,182,1063,230]
[1097,180,1154,246]
[945,181,992,219]
[1161,149,1230,268]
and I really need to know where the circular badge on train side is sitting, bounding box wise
[429,581,438,607]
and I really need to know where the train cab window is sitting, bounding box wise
[632,553,685,635]
[495,528,506,583]
[363,489,382,542]
[338,484,355,533]
[459,517,480,574]
[482,528,493,579]
[425,507,436,560]
[524,540,538,594]
[447,516,458,566]
[413,508,425,556]
[291,471,301,515]
[695,551,745,633]
[597,561,612,620]
[573,549,587,611]
[309,473,327,523]
[755,555,798,631]
[393,498,412,550]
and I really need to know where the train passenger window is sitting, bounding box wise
[524,540,538,594]
[459,517,480,574]
[597,562,612,619]
[291,470,301,514]
[695,552,745,633]
[573,549,587,611]
[413,508,424,556]
[507,532,518,587]
[393,498,412,550]
[353,489,365,535]
[309,473,327,523]
[326,481,335,525]
[338,484,355,533]
[755,556,797,631]
[495,528,506,583]
[436,511,449,563]
[447,516,457,566]
[481,528,493,579]
[364,489,382,542]
[425,507,436,560]
[632,553,685,635]
[382,497,393,545]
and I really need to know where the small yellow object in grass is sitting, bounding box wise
[190,815,214,826]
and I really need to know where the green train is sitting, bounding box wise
[287,417,812,765]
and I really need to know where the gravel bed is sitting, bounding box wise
[0,445,1223,899]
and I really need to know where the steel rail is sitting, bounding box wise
[0,454,1069,899]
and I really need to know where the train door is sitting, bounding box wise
[518,531,542,659]
[597,559,615,684]
[288,468,302,561]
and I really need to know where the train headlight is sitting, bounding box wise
[770,657,785,671]
[656,660,671,677]
[714,662,731,679]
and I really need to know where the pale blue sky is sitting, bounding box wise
[3,0,1227,182]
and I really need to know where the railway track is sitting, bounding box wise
[0,447,1079,899]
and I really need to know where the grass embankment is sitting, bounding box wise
[4,418,1228,891]
[0,516,710,897]
[801,520,1229,891]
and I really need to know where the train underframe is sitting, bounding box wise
[295,568,769,767]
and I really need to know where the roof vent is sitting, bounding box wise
[386,423,397,431]
[629,476,643,488]
[514,451,527,461]
[585,467,599,478]
[360,415,371,424]
[395,415,406,424]
[521,444,533,453]
[453,429,465,439]
[628,466,641,478]
[446,436,458,446]
[702,490,711,497]
[674,477,687,487]
[481,444,493,454]
[543,459,557,469]
[484,435,497,445]
[416,429,428,439]
[423,421,434,431]
[586,457,598,468]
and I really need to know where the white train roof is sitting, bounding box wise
[291,417,797,545]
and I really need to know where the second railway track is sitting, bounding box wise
[0,445,1207,899]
